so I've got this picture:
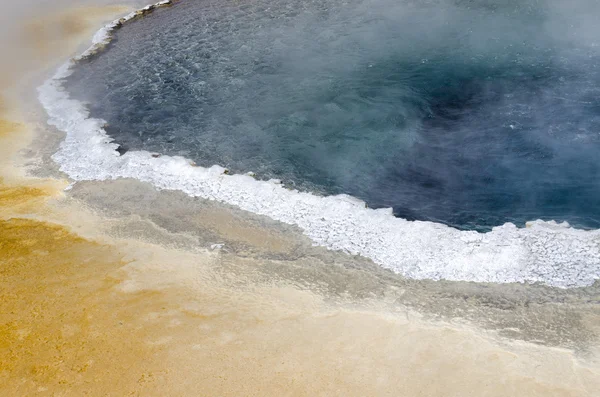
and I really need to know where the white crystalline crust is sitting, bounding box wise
[38,0,600,288]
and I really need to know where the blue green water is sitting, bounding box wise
[65,0,600,231]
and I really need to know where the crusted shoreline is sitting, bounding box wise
[38,0,600,288]
[75,0,175,61]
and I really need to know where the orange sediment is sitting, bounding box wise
[0,6,175,390]
[0,100,175,394]
[1,214,599,396]
[0,100,162,393]
[0,217,191,395]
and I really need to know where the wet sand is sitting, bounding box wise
[1,1,600,396]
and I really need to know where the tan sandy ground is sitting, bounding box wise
[1,1,600,396]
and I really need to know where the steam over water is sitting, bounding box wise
[66,0,600,231]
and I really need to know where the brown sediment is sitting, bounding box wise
[192,207,300,254]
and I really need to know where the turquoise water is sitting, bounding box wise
[65,0,600,231]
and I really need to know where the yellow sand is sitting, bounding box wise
[0,2,599,396]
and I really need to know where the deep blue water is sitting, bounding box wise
[65,0,600,231]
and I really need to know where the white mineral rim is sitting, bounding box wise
[38,0,600,288]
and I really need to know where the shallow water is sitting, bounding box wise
[64,0,600,231]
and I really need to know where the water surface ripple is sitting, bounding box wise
[65,0,600,231]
